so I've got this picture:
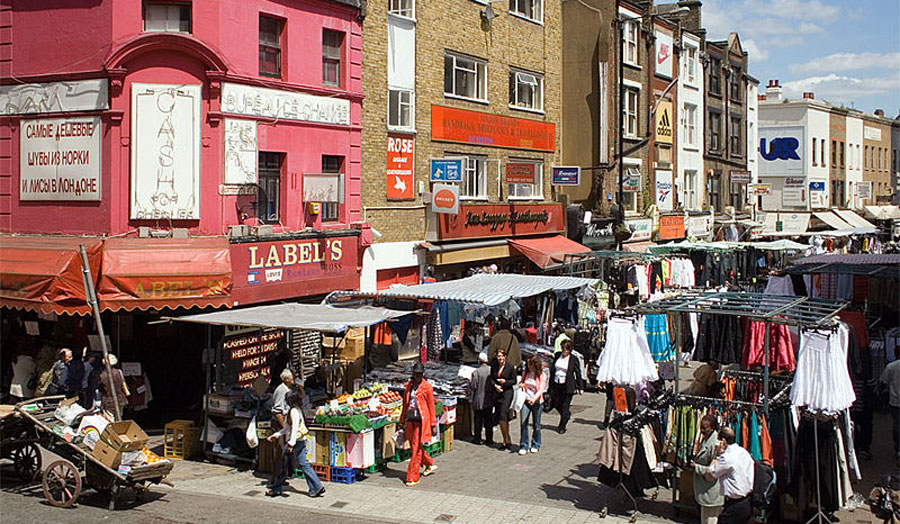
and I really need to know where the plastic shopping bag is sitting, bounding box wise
[245,415,259,448]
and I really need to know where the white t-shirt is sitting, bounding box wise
[709,444,755,499]
[555,355,570,384]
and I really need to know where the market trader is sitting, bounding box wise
[880,346,900,464]
[705,427,755,524]
[487,317,521,368]
[400,362,438,486]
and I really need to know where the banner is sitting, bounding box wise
[656,170,674,212]
[20,117,101,201]
[431,105,555,152]
[654,31,674,79]
[552,166,580,186]
[386,134,414,199]
[655,101,673,144]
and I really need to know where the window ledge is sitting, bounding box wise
[387,13,417,23]
[507,196,542,201]
[624,62,642,71]
[509,11,544,26]
[387,126,416,134]
[444,93,489,105]
[683,146,700,152]
[508,104,545,115]
[460,196,490,202]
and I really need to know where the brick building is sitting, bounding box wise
[862,111,894,205]
[360,0,565,285]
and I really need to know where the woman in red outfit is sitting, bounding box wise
[400,362,438,486]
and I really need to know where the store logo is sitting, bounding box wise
[657,43,671,65]
[434,188,457,209]
[760,137,800,161]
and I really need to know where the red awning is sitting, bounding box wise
[0,235,102,315]
[97,237,233,312]
[508,235,591,269]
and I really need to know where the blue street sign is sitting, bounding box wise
[809,181,825,191]
[552,166,580,186]
[430,158,463,182]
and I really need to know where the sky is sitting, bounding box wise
[699,0,900,117]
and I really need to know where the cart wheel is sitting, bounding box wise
[12,443,42,481]
[42,460,81,508]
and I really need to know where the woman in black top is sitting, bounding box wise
[490,350,516,451]
[550,340,582,434]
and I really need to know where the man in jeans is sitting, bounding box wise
[706,427,754,524]
[880,346,900,465]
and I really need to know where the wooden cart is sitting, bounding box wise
[1,396,173,509]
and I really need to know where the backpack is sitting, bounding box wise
[751,461,776,518]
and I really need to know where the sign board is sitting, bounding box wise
[622,169,641,192]
[131,83,201,220]
[864,126,882,141]
[582,217,615,249]
[655,101,673,144]
[625,218,653,242]
[430,158,463,182]
[656,169,674,212]
[303,174,343,203]
[749,183,771,195]
[223,119,257,185]
[687,215,712,238]
[730,171,751,184]
[436,203,564,241]
[431,105,556,153]
[506,162,536,184]
[221,82,350,126]
[759,126,805,175]
[783,177,806,207]
[19,117,101,200]
[551,166,580,186]
[856,181,872,199]
[431,183,460,215]
[654,31,674,79]
[386,134,415,199]
[222,327,285,386]
[1,79,109,116]
[809,181,826,208]
[658,215,686,240]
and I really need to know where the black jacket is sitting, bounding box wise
[550,353,582,394]
[488,361,516,404]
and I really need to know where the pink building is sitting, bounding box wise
[1,0,369,309]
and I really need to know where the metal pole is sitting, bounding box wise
[616,2,625,250]
[763,321,771,416]
[79,245,121,421]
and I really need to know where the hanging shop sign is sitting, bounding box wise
[131,83,201,220]
[658,215,686,240]
[223,118,258,185]
[687,215,712,238]
[656,170,674,212]
[809,181,826,208]
[506,162,536,184]
[581,217,615,249]
[625,218,652,242]
[730,171,751,184]
[431,105,556,153]
[230,235,360,305]
[19,117,101,201]
[222,327,285,386]
[856,181,872,199]
[430,158,463,182]
[749,183,771,195]
[654,101,673,144]
[386,134,415,199]
[436,203,564,241]
[1,79,109,116]
[782,177,806,207]
[551,166,580,186]
[431,183,460,215]
[221,82,350,126]
[654,31,674,79]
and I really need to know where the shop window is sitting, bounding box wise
[509,69,543,112]
[444,52,487,102]
[257,152,283,224]
[708,57,721,95]
[623,87,639,138]
[622,20,638,66]
[143,2,191,33]
[507,159,543,200]
[509,0,542,22]
[323,30,343,88]
[388,89,413,129]
[321,155,343,222]
[259,15,283,78]
[730,117,742,156]
[684,104,697,147]
[684,170,699,210]
[388,0,414,18]
[709,112,721,152]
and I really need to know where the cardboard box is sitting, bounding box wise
[102,421,149,452]
[381,423,396,458]
[92,440,122,469]
[330,432,347,467]
[314,430,330,465]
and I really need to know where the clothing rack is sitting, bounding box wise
[799,410,840,524]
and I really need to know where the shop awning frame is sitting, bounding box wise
[785,253,900,279]
[507,235,592,270]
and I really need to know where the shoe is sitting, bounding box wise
[472,439,482,445]
[518,448,528,455]
[405,480,419,487]
[422,465,438,477]
[485,441,494,446]
[498,443,508,451]
[530,448,539,453]
[559,428,567,435]
[310,487,326,497]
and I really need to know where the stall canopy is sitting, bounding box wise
[785,253,900,279]
[648,239,808,255]
[864,205,900,221]
[812,211,852,231]
[98,237,233,312]
[756,212,811,237]
[833,209,876,229]
[507,235,591,269]
[331,273,598,306]
[0,235,102,315]
[168,303,415,333]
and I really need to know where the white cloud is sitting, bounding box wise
[789,52,900,75]
[743,40,769,63]
[782,73,900,104]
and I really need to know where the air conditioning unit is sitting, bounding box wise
[227,225,250,238]
[138,226,151,238]
[254,225,274,237]
[172,228,189,238]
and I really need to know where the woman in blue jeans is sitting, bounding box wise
[518,355,546,454]
[266,389,325,498]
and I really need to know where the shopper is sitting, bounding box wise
[9,346,37,402]
[705,427,755,524]
[272,368,295,431]
[518,354,545,454]
[461,322,483,365]
[488,317,521,368]
[33,344,57,397]
[690,415,725,524]
[79,348,94,407]
[99,354,130,416]
[46,348,70,396]
[64,347,86,400]
[491,349,516,450]
[266,389,325,498]
[550,340,582,434]
[880,346,900,463]
[400,362,438,486]
[689,361,719,396]
[467,352,493,445]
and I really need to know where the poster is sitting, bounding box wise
[782,177,806,207]
[386,134,414,199]
[303,174,342,203]
[19,117,101,200]
[222,327,285,386]
[655,170,674,212]
[654,31,674,79]
[131,83,201,220]
[223,119,257,185]
[655,101,673,144]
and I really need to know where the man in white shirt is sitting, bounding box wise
[880,347,900,463]
[705,427,754,524]
[272,368,294,430]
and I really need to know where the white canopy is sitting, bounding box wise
[167,304,415,333]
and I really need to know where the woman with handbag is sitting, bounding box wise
[518,355,546,455]
[550,340,582,434]
[400,362,438,486]
[266,389,325,498]
[491,350,517,451]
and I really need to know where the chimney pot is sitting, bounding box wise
[758,94,766,101]
[875,109,884,117]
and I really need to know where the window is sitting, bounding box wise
[323,30,343,87]
[143,2,191,33]
[730,181,745,210]
[444,52,487,102]
[509,0,542,22]
[855,144,859,169]
[388,0,414,18]
[507,159,543,199]
[730,67,741,101]
[840,141,845,168]
[832,140,837,166]
[257,152,283,224]
[684,46,697,84]
[622,165,641,213]
[730,117,741,155]
[388,89,413,129]
[623,20,638,66]
[321,155,343,222]
[709,112,721,152]
[458,155,487,198]
[259,15,282,78]
[623,88,639,138]
[708,57,721,95]
[684,170,699,210]
[865,146,869,169]
[509,69,543,111]
[812,138,817,166]
[821,139,826,166]
[684,104,697,147]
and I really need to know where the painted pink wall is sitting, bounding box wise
[2,0,362,236]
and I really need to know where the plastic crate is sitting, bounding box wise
[424,441,442,457]
[330,466,360,484]
[363,462,385,473]
[310,463,331,482]
[390,448,411,463]
[164,420,200,460]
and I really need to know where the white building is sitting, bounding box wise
[757,80,831,211]
[845,111,864,209]
[676,30,704,213]
[746,77,759,212]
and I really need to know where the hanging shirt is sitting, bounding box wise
[555,355,570,384]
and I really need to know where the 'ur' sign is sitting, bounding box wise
[760,137,800,161]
